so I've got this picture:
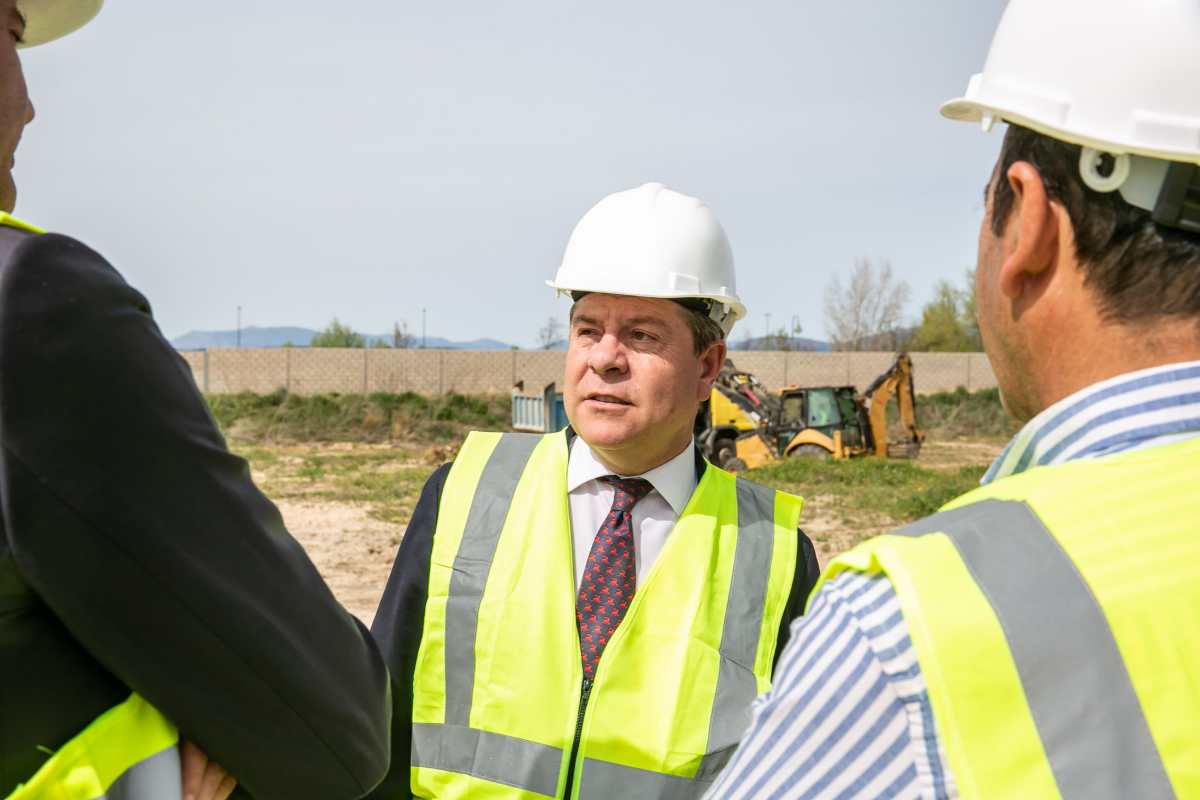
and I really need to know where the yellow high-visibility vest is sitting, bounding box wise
[411,431,802,799]
[819,436,1200,799]
[0,213,182,800]
[5,694,180,800]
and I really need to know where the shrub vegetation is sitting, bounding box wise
[207,390,511,443]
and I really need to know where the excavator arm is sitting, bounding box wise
[863,354,924,458]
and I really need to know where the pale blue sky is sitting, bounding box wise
[17,1,1006,347]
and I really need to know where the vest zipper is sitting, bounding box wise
[562,677,592,797]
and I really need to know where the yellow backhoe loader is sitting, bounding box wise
[696,354,924,471]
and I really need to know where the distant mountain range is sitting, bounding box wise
[172,327,834,352]
[730,335,831,352]
[171,326,516,351]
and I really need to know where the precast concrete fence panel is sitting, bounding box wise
[180,349,998,397]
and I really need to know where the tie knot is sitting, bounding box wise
[601,476,654,512]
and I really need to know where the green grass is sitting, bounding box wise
[208,390,512,444]
[237,443,434,527]
[328,468,431,524]
[219,388,1007,541]
[909,387,1019,440]
[747,457,986,524]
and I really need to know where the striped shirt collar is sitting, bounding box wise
[983,359,1200,484]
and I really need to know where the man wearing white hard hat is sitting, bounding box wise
[708,1,1200,797]
[0,3,391,799]
[369,182,820,799]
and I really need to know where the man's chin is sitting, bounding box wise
[572,414,642,451]
[0,171,16,214]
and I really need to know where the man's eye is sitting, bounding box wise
[631,330,655,342]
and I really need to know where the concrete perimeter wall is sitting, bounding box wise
[179,349,997,397]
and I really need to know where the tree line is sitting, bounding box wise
[822,258,982,352]
[305,259,982,353]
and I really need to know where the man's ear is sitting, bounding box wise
[999,161,1060,300]
[697,339,727,401]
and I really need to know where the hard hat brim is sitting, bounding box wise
[18,0,102,48]
[940,95,1200,166]
[547,279,747,335]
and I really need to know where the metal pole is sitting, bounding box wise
[422,308,427,349]
[236,306,242,348]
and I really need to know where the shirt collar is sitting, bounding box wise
[567,436,698,516]
[983,359,1200,484]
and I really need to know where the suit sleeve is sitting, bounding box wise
[364,463,450,800]
[774,527,821,669]
[0,234,390,800]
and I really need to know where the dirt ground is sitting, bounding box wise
[797,440,1004,559]
[274,499,402,624]
[238,437,1004,624]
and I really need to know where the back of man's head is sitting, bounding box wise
[990,125,1200,327]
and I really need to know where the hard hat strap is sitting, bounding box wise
[1151,163,1200,235]
[570,291,731,328]
[1108,155,1200,237]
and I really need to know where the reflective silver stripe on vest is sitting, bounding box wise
[412,723,562,797]
[577,477,780,798]
[413,433,559,794]
[894,499,1174,800]
[578,757,721,800]
[100,745,181,800]
[443,432,542,727]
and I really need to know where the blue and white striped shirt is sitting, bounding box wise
[706,360,1200,799]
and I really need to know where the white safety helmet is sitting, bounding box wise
[942,0,1200,233]
[547,182,746,335]
[17,0,102,48]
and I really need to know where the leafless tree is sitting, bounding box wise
[537,316,564,350]
[392,321,415,349]
[823,258,912,351]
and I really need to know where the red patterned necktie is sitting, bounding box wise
[576,475,655,680]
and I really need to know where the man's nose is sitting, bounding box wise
[25,99,34,125]
[588,333,628,375]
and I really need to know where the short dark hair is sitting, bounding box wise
[678,303,726,356]
[990,124,1200,324]
[568,294,725,356]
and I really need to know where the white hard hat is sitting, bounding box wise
[548,182,746,335]
[17,0,102,48]
[942,0,1200,232]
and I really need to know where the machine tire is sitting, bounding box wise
[714,441,737,467]
[788,444,832,460]
[724,457,749,473]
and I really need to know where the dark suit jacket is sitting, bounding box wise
[366,434,821,798]
[0,228,390,799]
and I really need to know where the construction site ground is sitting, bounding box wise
[235,437,1005,624]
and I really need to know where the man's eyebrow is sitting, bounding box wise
[623,316,668,328]
[570,314,668,329]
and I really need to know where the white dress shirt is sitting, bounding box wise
[566,436,698,588]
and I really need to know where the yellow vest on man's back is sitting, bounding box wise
[410,431,802,799]
[820,437,1200,798]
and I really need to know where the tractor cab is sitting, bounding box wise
[775,386,873,457]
